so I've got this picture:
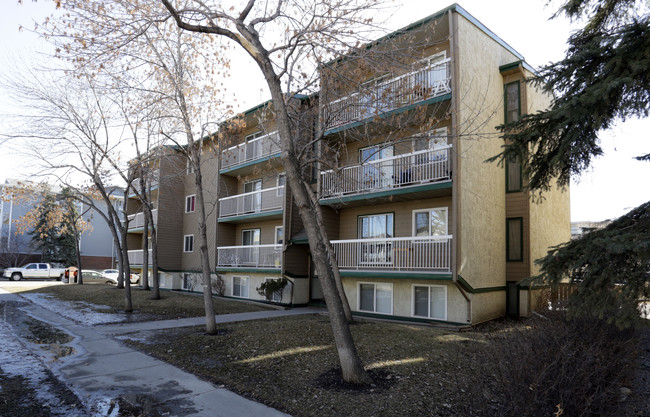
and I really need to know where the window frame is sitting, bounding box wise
[186,158,195,175]
[185,194,196,213]
[276,173,286,196]
[357,212,394,239]
[504,80,521,124]
[505,153,523,193]
[412,207,449,237]
[357,282,393,315]
[232,275,250,298]
[275,226,284,245]
[411,284,447,320]
[183,234,194,253]
[506,217,524,262]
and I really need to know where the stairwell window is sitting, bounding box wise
[185,195,195,213]
[505,81,521,123]
[506,218,523,261]
[506,154,522,192]
[358,282,393,314]
[277,173,286,196]
[183,235,194,253]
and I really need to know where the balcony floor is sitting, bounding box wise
[218,209,283,224]
[320,179,451,208]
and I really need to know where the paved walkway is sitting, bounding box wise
[0,288,322,416]
[97,307,323,334]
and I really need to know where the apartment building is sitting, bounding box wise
[315,4,569,324]
[125,147,187,287]
[127,4,570,325]
[0,179,122,270]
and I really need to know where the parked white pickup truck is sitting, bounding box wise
[3,263,66,281]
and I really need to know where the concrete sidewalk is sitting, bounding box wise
[96,306,323,334]
[1,289,321,416]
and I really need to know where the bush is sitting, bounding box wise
[465,312,636,417]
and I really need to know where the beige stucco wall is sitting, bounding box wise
[471,291,506,324]
[454,13,520,293]
[342,277,469,324]
[528,189,571,275]
[220,272,307,305]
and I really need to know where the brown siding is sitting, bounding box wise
[337,197,452,240]
[505,191,530,281]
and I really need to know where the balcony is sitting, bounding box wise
[130,169,160,197]
[322,59,451,131]
[320,147,451,205]
[331,235,452,274]
[127,209,158,231]
[221,131,281,173]
[128,249,153,265]
[217,245,282,269]
[219,186,284,222]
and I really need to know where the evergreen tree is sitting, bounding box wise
[492,0,649,191]
[29,191,78,265]
[493,0,649,327]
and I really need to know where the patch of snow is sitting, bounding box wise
[0,319,87,417]
[20,293,130,325]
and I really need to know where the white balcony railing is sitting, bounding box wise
[219,186,284,218]
[130,169,160,196]
[128,249,153,265]
[221,131,281,170]
[331,235,452,272]
[217,245,282,268]
[321,146,451,198]
[322,59,451,129]
[127,209,158,230]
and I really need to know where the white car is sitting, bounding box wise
[102,269,140,284]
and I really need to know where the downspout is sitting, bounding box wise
[449,8,471,324]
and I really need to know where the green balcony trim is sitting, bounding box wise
[219,152,282,175]
[218,209,283,223]
[324,93,452,136]
[216,267,282,274]
[340,271,452,280]
[320,181,451,206]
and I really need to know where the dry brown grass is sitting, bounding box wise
[124,314,637,417]
[20,284,270,320]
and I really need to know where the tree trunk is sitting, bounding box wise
[192,152,217,335]
[141,205,149,290]
[120,226,133,311]
[265,73,371,384]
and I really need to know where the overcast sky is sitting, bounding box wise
[0,0,648,222]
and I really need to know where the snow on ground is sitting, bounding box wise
[0,319,87,417]
[20,293,130,325]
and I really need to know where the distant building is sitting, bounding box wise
[571,220,611,239]
[0,179,122,269]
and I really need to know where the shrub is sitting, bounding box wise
[465,312,636,417]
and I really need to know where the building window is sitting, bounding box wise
[182,273,192,290]
[358,282,393,314]
[413,207,448,236]
[359,145,394,189]
[277,173,286,196]
[245,131,264,142]
[186,158,195,174]
[505,81,521,123]
[506,154,522,192]
[232,276,249,298]
[358,213,394,265]
[506,218,524,262]
[275,226,284,245]
[185,195,195,213]
[183,235,194,252]
[413,285,447,320]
